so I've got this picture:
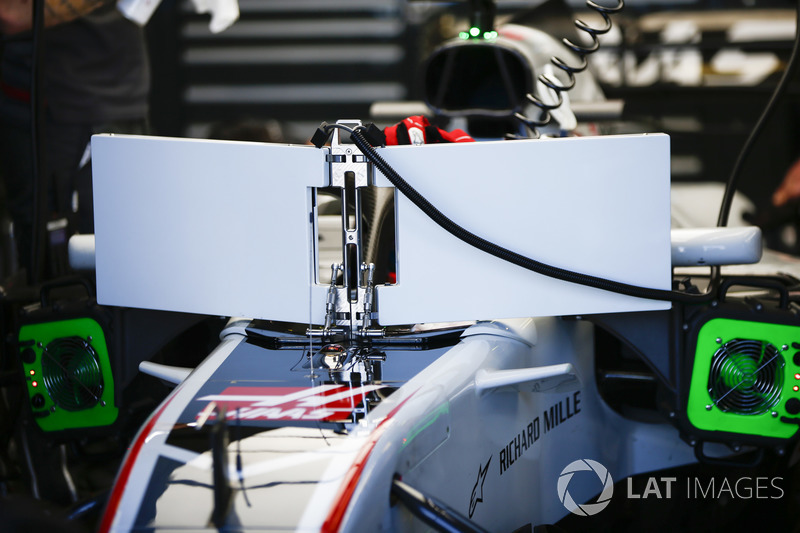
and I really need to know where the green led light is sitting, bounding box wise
[469,26,480,37]
[459,31,469,40]
[483,31,498,40]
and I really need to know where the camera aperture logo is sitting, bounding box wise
[557,459,614,516]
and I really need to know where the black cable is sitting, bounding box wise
[340,124,715,304]
[717,0,800,227]
[317,4,800,307]
[30,0,47,285]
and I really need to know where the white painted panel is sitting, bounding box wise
[92,134,327,323]
[374,134,672,324]
[93,133,671,326]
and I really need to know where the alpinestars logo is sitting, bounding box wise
[557,459,614,516]
[469,456,491,518]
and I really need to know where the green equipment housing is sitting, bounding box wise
[18,317,118,433]
[687,317,800,442]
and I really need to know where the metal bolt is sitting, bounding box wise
[716,337,722,344]
[705,405,712,411]
[772,411,779,418]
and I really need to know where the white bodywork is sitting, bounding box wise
[102,317,699,532]
[90,132,772,532]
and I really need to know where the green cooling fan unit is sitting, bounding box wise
[687,318,800,441]
[19,317,118,432]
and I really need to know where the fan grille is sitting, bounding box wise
[41,337,103,411]
[708,338,783,415]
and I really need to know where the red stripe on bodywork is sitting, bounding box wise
[97,397,173,533]
[321,392,417,533]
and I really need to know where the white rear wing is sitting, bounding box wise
[91,133,673,324]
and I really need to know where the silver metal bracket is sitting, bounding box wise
[328,119,370,188]
[309,120,383,340]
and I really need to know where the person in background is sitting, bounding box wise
[773,158,800,208]
[0,0,149,281]
[0,0,149,509]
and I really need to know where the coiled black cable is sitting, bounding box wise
[343,124,714,304]
[516,0,624,136]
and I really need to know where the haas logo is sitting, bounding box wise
[196,384,384,422]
